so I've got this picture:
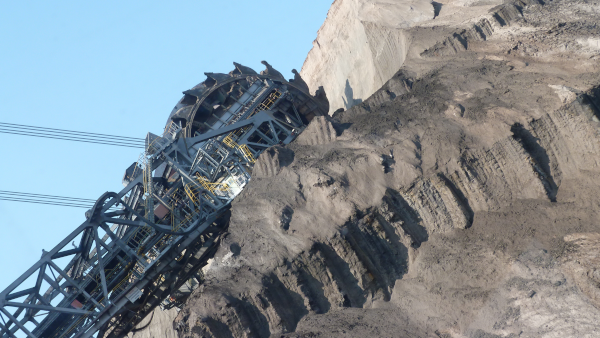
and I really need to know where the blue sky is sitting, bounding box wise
[0,0,331,294]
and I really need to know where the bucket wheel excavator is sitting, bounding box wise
[0,62,329,338]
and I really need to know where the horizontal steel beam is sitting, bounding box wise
[5,288,35,302]
[184,110,282,147]
[52,247,83,259]
[4,302,92,316]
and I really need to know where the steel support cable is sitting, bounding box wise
[0,128,145,147]
[0,122,145,142]
[0,128,144,148]
[0,197,120,209]
[0,191,120,209]
[0,190,97,203]
[0,196,92,208]
[0,124,146,145]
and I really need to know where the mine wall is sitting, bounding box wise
[171,85,600,337]
[127,0,600,336]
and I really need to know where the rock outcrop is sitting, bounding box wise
[300,0,433,113]
[294,116,337,146]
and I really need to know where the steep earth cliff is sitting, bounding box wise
[130,0,600,337]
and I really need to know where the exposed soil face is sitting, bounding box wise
[129,0,600,337]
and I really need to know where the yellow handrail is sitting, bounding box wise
[249,89,281,117]
[193,174,231,195]
[238,144,256,163]
[222,135,255,163]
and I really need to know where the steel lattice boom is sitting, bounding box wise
[0,62,329,338]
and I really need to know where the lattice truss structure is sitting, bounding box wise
[0,63,328,338]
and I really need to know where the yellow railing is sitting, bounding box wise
[222,135,255,163]
[189,174,231,195]
[250,89,281,117]
[223,134,237,148]
[238,144,256,163]
[184,184,200,206]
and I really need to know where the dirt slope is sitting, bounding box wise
[129,0,600,337]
